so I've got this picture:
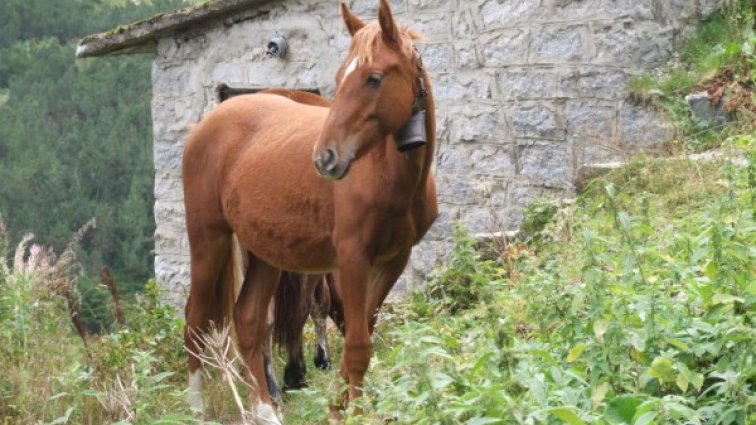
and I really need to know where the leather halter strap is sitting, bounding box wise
[394,48,429,152]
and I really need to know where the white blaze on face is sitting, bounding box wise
[342,57,359,84]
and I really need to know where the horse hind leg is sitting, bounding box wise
[233,255,283,424]
[184,231,238,414]
[312,275,332,370]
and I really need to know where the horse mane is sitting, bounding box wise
[351,21,422,65]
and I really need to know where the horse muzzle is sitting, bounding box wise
[313,148,352,180]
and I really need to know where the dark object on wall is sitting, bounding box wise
[216,84,320,102]
[266,34,288,58]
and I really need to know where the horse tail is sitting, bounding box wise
[273,272,309,351]
[224,234,244,348]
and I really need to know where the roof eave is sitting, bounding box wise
[76,0,271,58]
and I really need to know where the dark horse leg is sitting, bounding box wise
[311,275,332,370]
[272,273,322,392]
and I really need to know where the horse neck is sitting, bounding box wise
[376,77,435,200]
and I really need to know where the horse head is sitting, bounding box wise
[313,0,427,180]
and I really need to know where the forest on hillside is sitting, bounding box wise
[0,0,195,331]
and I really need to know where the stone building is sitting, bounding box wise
[77,0,717,306]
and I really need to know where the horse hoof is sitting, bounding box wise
[314,346,331,370]
[282,380,308,392]
[314,356,331,370]
[247,401,284,425]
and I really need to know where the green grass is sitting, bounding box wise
[1,138,754,424]
[626,2,755,153]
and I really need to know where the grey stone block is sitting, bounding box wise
[409,0,450,11]
[154,200,187,228]
[560,68,628,99]
[452,8,476,37]
[480,29,530,67]
[425,205,461,240]
[549,0,655,20]
[454,42,480,69]
[436,174,487,205]
[498,69,556,100]
[518,140,574,188]
[434,72,494,101]
[470,145,518,177]
[618,101,675,150]
[449,107,505,142]
[437,143,516,177]
[685,91,732,127]
[478,0,542,28]
[412,13,452,41]
[530,25,586,63]
[154,141,186,172]
[409,239,450,277]
[593,20,674,69]
[507,101,567,140]
[154,173,184,202]
[565,99,616,139]
[418,43,454,73]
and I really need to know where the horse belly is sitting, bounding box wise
[223,145,336,273]
[235,220,336,273]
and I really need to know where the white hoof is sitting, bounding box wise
[246,401,283,425]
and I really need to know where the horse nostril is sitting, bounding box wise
[324,149,338,171]
[315,148,339,174]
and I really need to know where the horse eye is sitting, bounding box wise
[366,74,382,87]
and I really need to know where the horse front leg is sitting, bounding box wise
[335,250,372,410]
[366,247,412,334]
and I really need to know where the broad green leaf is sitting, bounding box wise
[666,339,691,353]
[466,417,504,425]
[712,293,744,305]
[704,261,718,280]
[689,371,704,392]
[591,383,610,410]
[549,407,587,425]
[593,320,609,344]
[605,395,641,425]
[567,343,587,363]
[676,371,689,392]
[634,411,657,425]
[648,357,675,383]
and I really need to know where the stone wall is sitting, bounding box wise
[151,0,717,305]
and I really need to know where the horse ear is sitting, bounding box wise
[378,0,399,44]
[341,3,365,37]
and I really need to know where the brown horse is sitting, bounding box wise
[182,0,437,421]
